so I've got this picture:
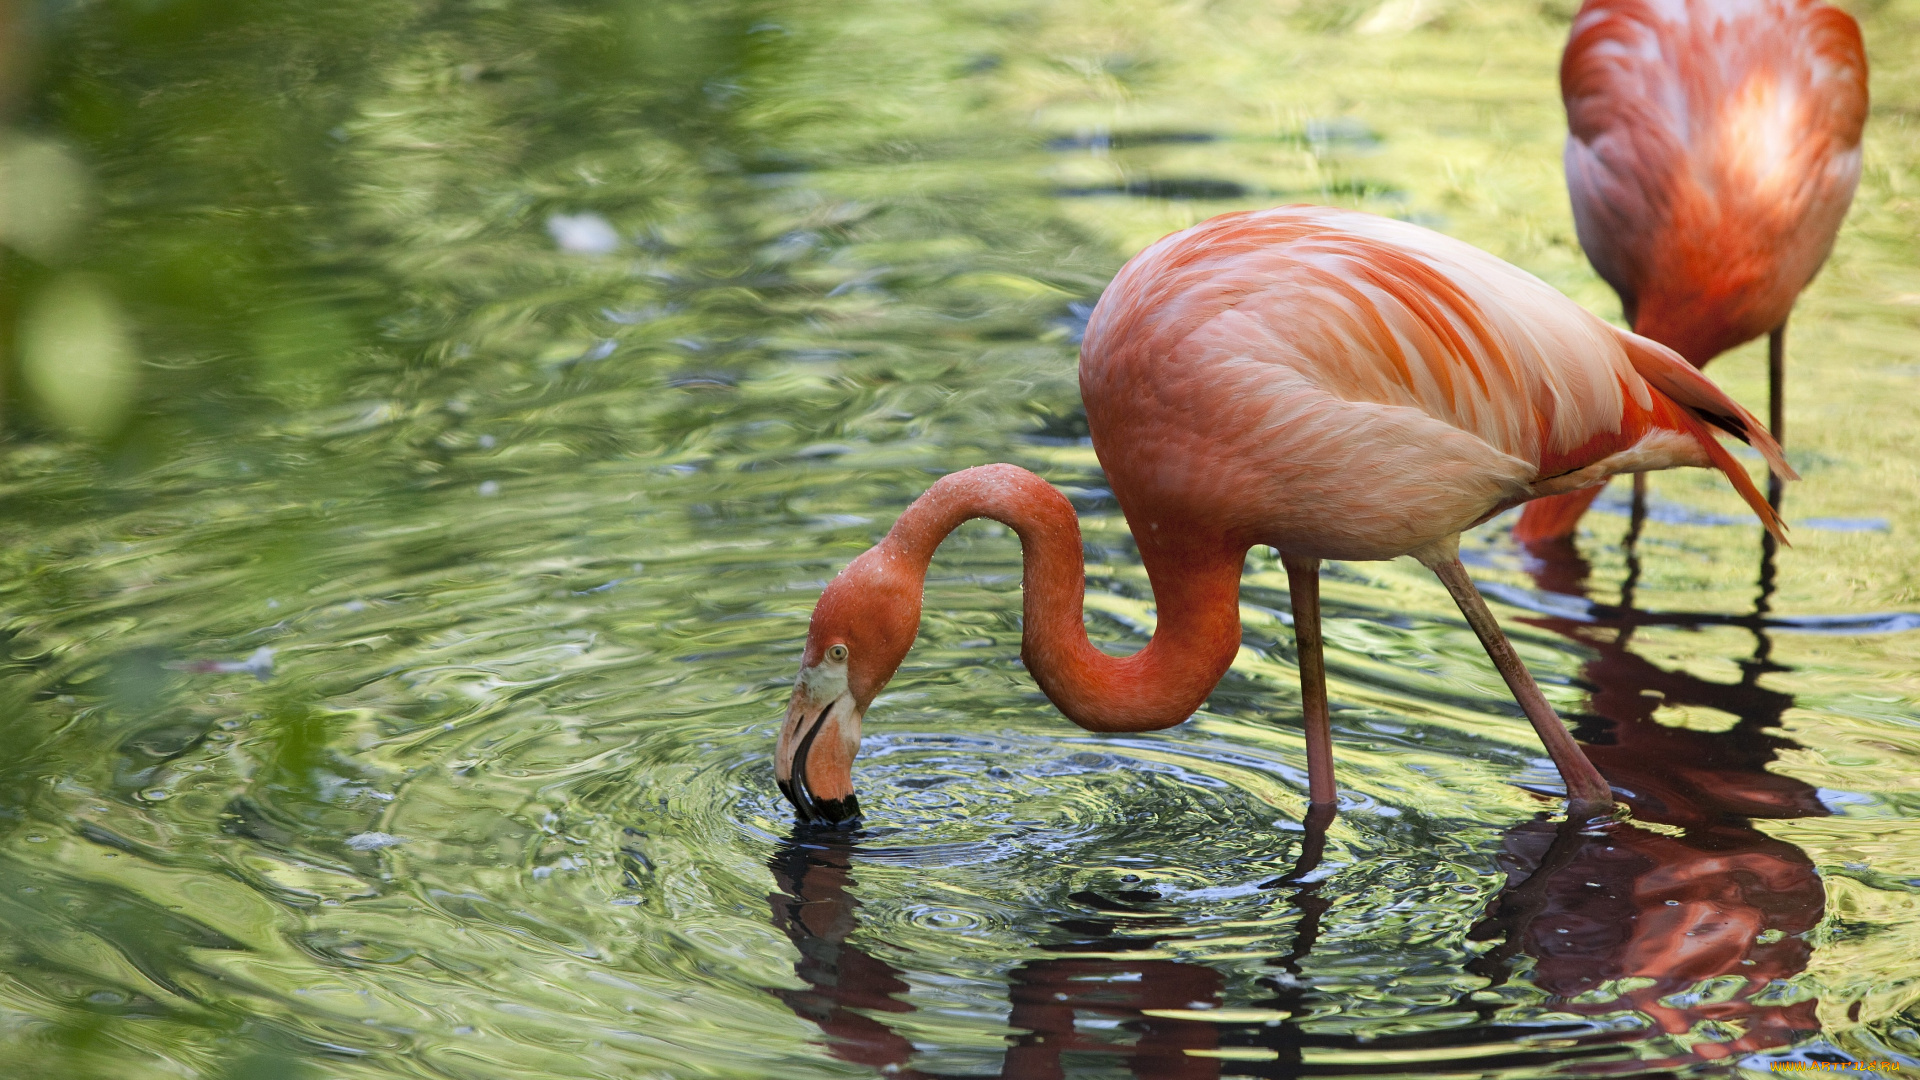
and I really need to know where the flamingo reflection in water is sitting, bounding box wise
[768,833,1232,1080]
[1475,526,1830,1071]
[766,534,1826,1075]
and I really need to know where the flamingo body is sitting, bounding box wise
[1519,0,1866,541]
[1561,0,1866,363]
[775,206,1794,826]
[1083,206,1788,561]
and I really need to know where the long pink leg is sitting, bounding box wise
[1420,547,1614,818]
[1283,554,1338,807]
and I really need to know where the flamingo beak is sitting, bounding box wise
[774,681,864,828]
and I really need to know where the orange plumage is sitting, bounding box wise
[1083,206,1793,556]
[1518,0,1866,542]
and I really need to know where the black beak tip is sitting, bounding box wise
[807,794,862,829]
[779,777,862,830]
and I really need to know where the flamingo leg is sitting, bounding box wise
[1768,322,1786,444]
[1768,322,1787,509]
[1419,546,1615,818]
[1618,473,1649,649]
[1282,554,1338,807]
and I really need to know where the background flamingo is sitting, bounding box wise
[1516,0,1868,542]
[775,205,1795,826]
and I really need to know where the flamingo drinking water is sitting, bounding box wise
[775,206,1795,826]
[1516,0,1867,542]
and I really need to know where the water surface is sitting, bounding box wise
[2,0,1918,1077]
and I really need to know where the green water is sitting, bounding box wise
[2,0,1918,1077]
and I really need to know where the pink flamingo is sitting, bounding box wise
[1516,0,1866,542]
[776,206,1794,825]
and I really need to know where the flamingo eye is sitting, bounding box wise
[826,643,849,663]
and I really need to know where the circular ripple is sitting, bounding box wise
[906,905,987,932]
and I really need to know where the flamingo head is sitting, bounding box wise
[775,544,921,827]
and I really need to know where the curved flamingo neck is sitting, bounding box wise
[881,464,1247,733]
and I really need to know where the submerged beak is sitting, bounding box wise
[774,681,864,827]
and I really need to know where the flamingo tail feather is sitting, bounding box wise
[1611,328,1793,543]
[1668,403,1790,544]
[1614,329,1798,481]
